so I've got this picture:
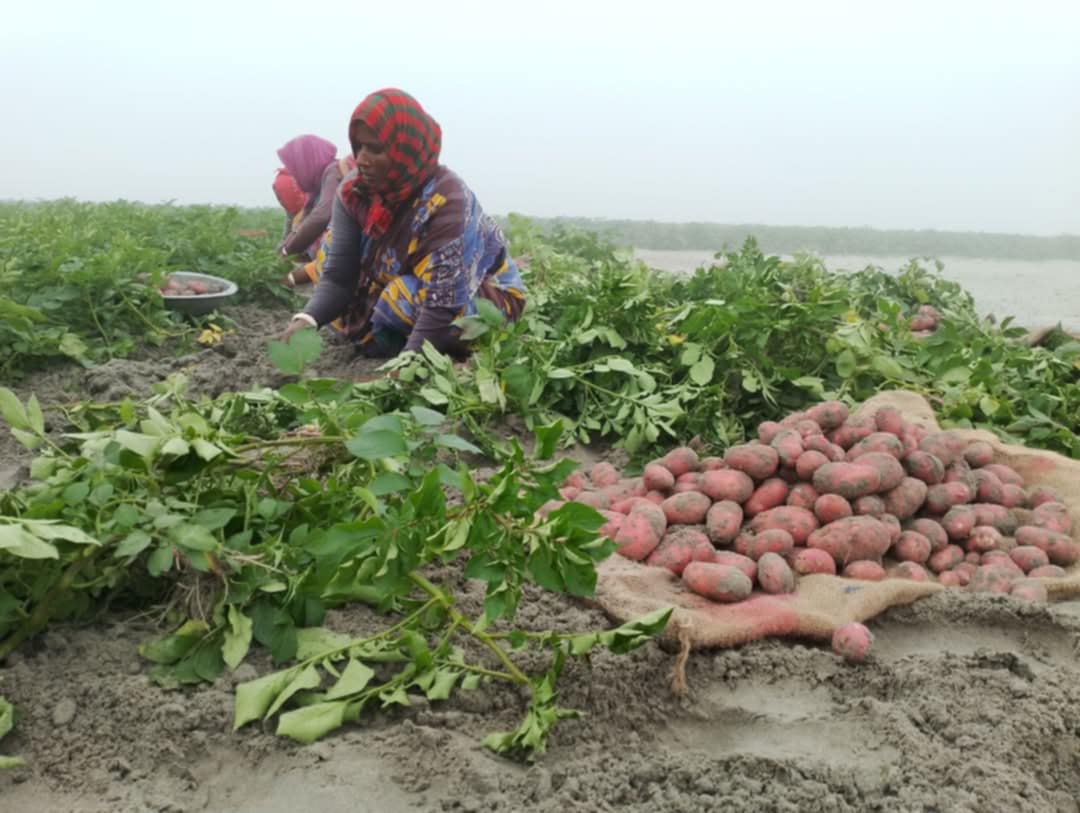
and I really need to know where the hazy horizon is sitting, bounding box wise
[3,1,1077,236]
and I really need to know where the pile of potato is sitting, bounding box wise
[544,400,1076,607]
[159,275,225,297]
[908,304,943,337]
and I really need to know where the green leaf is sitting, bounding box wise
[870,355,906,381]
[835,349,857,379]
[170,523,218,552]
[161,437,191,457]
[139,620,210,664]
[115,430,160,459]
[0,696,16,740]
[192,508,236,531]
[326,659,375,700]
[267,329,323,375]
[25,395,44,435]
[689,357,715,386]
[409,406,446,426]
[419,387,449,406]
[234,667,301,729]
[547,368,574,380]
[192,439,222,461]
[426,669,459,701]
[979,395,1001,418]
[0,387,28,430]
[21,520,99,545]
[114,530,153,559]
[434,434,481,454]
[223,607,253,670]
[0,524,59,559]
[606,357,635,374]
[147,545,174,577]
[265,664,322,718]
[10,428,41,450]
[533,420,564,460]
[502,364,532,404]
[58,332,88,360]
[276,700,351,744]
[294,627,352,660]
[346,430,408,461]
[679,343,702,367]
[369,472,412,496]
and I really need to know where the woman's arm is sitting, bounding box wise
[299,196,367,327]
[281,168,338,255]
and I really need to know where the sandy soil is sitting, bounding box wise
[4,302,1080,812]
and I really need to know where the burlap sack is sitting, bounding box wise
[593,390,1080,649]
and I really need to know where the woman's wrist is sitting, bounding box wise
[291,313,317,328]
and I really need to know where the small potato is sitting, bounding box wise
[971,503,1019,535]
[937,570,965,588]
[893,530,932,564]
[643,463,676,492]
[847,432,904,461]
[1010,579,1048,602]
[757,552,796,594]
[963,441,994,468]
[941,505,976,540]
[683,562,753,603]
[883,477,929,520]
[748,505,820,545]
[828,416,876,450]
[880,513,902,545]
[805,400,850,431]
[662,447,700,478]
[908,518,948,552]
[724,444,780,481]
[1028,564,1067,579]
[968,564,1018,594]
[999,484,1026,510]
[597,510,624,540]
[564,471,587,490]
[713,551,757,581]
[924,482,974,514]
[574,491,611,511]
[790,548,837,575]
[559,486,581,501]
[927,544,965,574]
[795,420,822,439]
[874,406,904,436]
[854,495,886,517]
[856,452,906,492]
[1031,501,1072,535]
[786,482,820,511]
[832,622,874,663]
[735,528,796,561]
[646,529,714,575]
[972,469,1004,504]
[613,513,662,561]
[1026,485,1063,509]
[892,562,930,582]
[843,560,885,581]
[904,451,945,485]
[700,469,755,504]
[982,463,1024,487]
[700,456,728,471]
[590,462,620,488]
[812,462,882,501]
[661,491,712,526]
[814,494,853,525]
[744,477,790,517]
[705,500,744,545]
[757,421,784,444]
[1009,545,1050,574]
[1015,525,1080,566]
[919,432,965,467]
[807,516,891,564]
[796,450,830,481]
[966,525,1005,554]
[770,429,805,468]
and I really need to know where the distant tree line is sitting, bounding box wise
[505,215,1080,261]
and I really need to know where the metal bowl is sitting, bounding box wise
[160,272,239,317]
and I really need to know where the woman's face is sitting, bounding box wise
[352,123,391,189]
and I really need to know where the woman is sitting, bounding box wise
[281,89,525,358]
[275,135,353,288]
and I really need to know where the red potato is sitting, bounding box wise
[598,482,634,504]
[944,460,977,491]
[646,529,714,576]
[748,506,820,545]
[981,550,1021,571]
[968,564,1017,594]
[779,411,807,428]
[757,552,796,594]
[598,511,624,540]
[814,494,853,525]
[829,416,876,450]
[795,450,830,481]
[847,432,904,461]
[724,444,780,481]
[908,518,949,552]
[937,570,965,588]
[735,528,796,561]
[757,421,784,444]
[700,469,755,503]
[854,495,886,517]
[892,562,930,582]
[965,551,982,565]
[941,505,977,540]
[982,463,1024,488]
[1010,545,1050,574]
[683,562,753,603]
[661,491,712,526]
[777,465,801,485]
[874,406,904,436]
[610,497,636,514]
[813,462,882,500]
[1010,579,1048,602]
[804,434,844,461]
[673,479,705,494]
[559,486,581,500]
[919,432,965,468]
[807,516,891,564]
[713,551,757,582]
[700,456,728,471]
[574,491,610,511]
[1027,485,1063,509]
[927,544,965,574]
[624,499,668,537]
[856,453,906,491]
[970,503,1019,535]
[963,441,994,468]
[883,477,929,520]
[909,314,936,332]
[795,420,823,439]
[786,482,820,511]
[904,451,946,485]
[1031,502,1072,535]
[705,500,744,545]
[661,447,700,478]
[832,622,874,663]
[563,471,587,490]
[613,513,662,561]
[770,429,805,468]
[893,531,932,564]
[590,462,620,488]
[1028,564,1066,579]
[1015,525,1080,566]
[791,548,837,575]
[806,400,850,431]
[966,525,1005,554]
[924,482,974,514]
[643,463,676,492]
[973,470,1004,504]
[880,514,902,545]
[843,560,886,581]
[999,484,1027,510]
[622,477,649,498]
[744,478,790,517]
[645,491,665,505]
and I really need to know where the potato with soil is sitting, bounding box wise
[970,503,1019,535]
[790,548,837,575]
[1009,546,1050,574]
[598,510,625,540]
[891,562,930,582]
[1029,564,1067,579]
[807,516,891,564]
[924,482,974,514]
[786,482,819,510]
[699,469,754,503]
[904,450,945,485]
[735,528,796,561]
[1010,579,1049,602]
[937,570,965,588]
[748,506,820,545]
[661,447,700,478]
[883,477,929,520]
[965,525,1004,554]
[999,484,1026,509]
[1015,526,1080,566]
[757,552,796,594]
[795,450,830,481]
[1027,485,1063,509]
[661,491,712,526]
[646,529,714,576]
[613,512,663,561]
[893,530,932,564]
[873,406,904,436]
[813,462,882,501]
[940,505,976,540]
[1030,501,1072,535]
[743,477,790,517]
[713,551,757,581]
[574,490,611,511]
[770,429,805,468]
[814,494,853,525]
[972,469,1004,504]
[806,400,849,431]
[919,432,964,467]
[683,562,753,603]
[843,560,886,580]
[963,441,994,468]
[853,495,886,517]
[968,564,1018,594]
[805,434,846,462]
[723,444,780,481]
[757,421,783,444]
[847,432,904,461]
[700,456,727,471]
[880,514,902,545]
[982,463,1024,487]
[927,544,965,574]
[705,500,744,545]
[832,622,874,663]
[829,416,875,450]
[590,462,621,488]
[907,518,948,552]
[856,452,906,491]
[642,463,676,492]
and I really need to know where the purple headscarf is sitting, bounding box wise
[276,135,338,195]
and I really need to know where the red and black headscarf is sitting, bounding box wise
[338,89,443,238]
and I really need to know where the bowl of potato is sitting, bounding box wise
[159,272,238,316]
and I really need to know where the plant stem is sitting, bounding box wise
[232,435,347,454]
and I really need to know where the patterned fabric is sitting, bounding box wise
[338,89,442,239]
[272,169,306,217]
[277,135,338,194]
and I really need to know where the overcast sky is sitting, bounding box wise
[3,0,1077,235]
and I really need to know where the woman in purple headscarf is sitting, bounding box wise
[275,135,355,287]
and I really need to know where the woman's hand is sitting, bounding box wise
[280,316,314,343]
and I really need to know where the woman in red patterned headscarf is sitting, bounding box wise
[281,89,525,359]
